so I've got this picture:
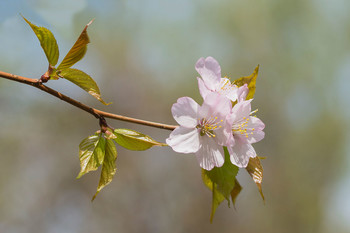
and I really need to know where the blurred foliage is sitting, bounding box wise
[0,0,349,233]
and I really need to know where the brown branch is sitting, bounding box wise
[0,70,177,131]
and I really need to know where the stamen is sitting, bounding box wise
[197,115,223,138]
[250,109,258,115]
[218,78,237,95]
[232,115,255,138]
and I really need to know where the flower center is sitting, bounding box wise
[197,117,223,138]
[232,117,251,138]
[232,109,258,138]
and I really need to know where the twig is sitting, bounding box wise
[0,70,177,131]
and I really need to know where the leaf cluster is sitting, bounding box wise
[78,128,166,200]
[23,16,109,105]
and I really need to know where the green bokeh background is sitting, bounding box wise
[0,0,349,232]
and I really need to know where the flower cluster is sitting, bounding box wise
[166,57,265,170]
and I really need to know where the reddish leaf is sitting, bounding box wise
[246,157,265,201]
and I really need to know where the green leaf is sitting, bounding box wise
[113,129,167,151]
[233,65,259,100]
[230,178,242,207]
[77,133,106,179]
[92,139,117,201]
[246,156,265,202]
[57,19,93,70]
[202,170,225,223]
[202,147,239,222]
[22,16,59,66]
[59,68,110,105]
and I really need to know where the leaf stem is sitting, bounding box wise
[0,70,177,131]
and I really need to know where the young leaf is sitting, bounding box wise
[113,129,167,151]
[22,16,59,66]
[57,20,93,71]
[233,65,259,100]
[59,68,110,105]
[230,178,242,207]
[246,157,264,201]
[92,139,117,201]
[77,133,106,179]
[202,169,225,223]
[202,147,239,222]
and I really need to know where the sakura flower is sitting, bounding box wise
[227,99,265,168]
[166,93,233,170]
[196,56,239,101]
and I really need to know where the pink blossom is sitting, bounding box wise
[227,99,265,167]
[166,93,233,170]
[196,56,240,101]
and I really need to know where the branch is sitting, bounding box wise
[0,70,177,131]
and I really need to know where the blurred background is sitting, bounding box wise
[0,0,349,232]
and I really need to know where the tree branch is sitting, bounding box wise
[0,70,177,131]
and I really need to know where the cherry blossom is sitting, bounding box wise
[196,56,239,101]
[227,99,265,167]
[166,93,233,170]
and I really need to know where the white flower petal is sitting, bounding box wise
[199,92,232,120]
[218,78,239,101]
[197,77,212,100]
[166,127,200,153]
[246,117,265,144]
[230,99,252,123]
[228,141,257,168]
[247,130,265,144]
[195,57,221,89]
[171,97,199,128]
[215,119,235,147]
[234,134,249,144]
[249,116,265,130]
[195,136,225,170]
[237,84,248,102]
